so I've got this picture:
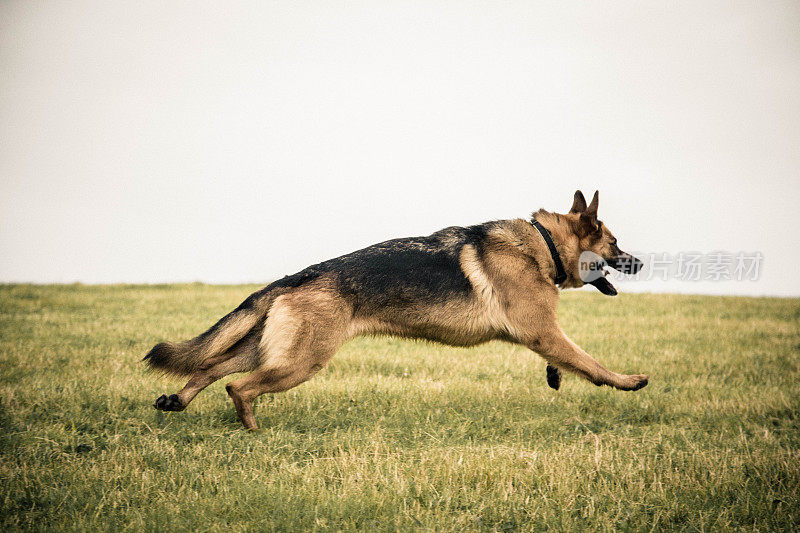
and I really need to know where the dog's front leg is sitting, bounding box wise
[528,329,648,391]
[545,364,562,390]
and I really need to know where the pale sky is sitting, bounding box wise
[1,1,799,296]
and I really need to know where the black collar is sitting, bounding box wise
[530,218,567,285]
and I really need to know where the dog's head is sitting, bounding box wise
[566,190,643,296]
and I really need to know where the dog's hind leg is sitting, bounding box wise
[154,333,260,412]
[225,358,331,430]
[224,283,350,430]
[225,325,344,429]
[224,319,345,430]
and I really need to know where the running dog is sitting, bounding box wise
[145,190,647,430]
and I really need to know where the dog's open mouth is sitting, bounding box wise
[588,272,618,296]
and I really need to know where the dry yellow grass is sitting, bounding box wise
[1,284,798,531]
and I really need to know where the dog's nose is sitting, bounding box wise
[630,255,644,274]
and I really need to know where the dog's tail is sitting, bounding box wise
[143,286,280,376]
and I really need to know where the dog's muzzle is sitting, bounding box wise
[580,250,643,297]
[606,252,644,275]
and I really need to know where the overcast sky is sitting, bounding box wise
[1,1,798,296]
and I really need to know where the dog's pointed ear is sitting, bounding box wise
[569,190,587,214]
[578,190,600,235]
[586,190,599,218]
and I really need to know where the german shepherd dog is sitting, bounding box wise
[145,190,647,430]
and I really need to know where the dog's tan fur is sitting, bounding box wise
[146,190,648,429]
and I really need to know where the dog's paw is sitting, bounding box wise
[546,365,561,390]
[619,374,649,391]
[153,393,184,411]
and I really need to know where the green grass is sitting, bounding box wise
[1,284,799,531]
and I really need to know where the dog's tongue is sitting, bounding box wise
[588,276,617,296]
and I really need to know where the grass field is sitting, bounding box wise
[1,284,799,531]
